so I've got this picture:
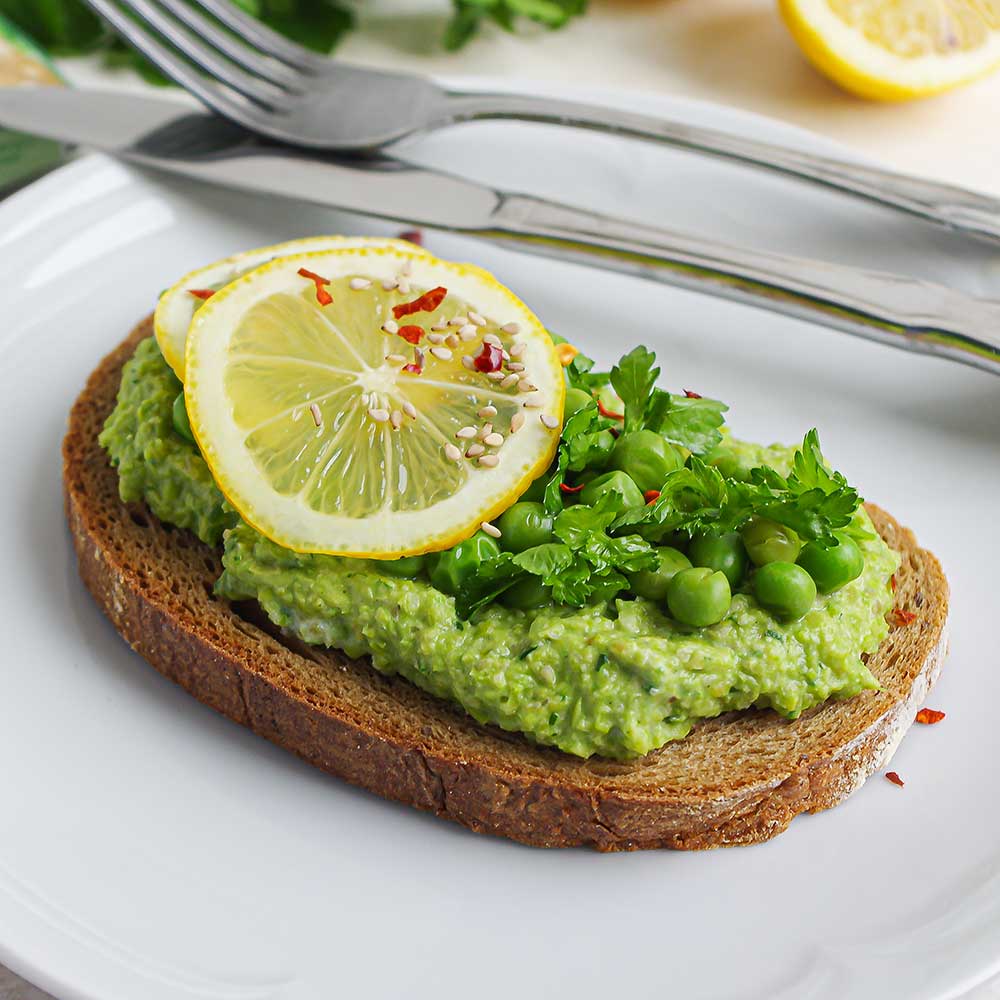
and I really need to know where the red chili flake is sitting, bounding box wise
[888,608,918,627]
[398,229,424,246]
[401,363,422,374]
[297,267,333,306]
[397,325,425,345]
[890,573,897,593]
[683,389,702,399]
[560,482,585,495]
[916,708,946,725]
[187,288,215,300]
[473,343,504,373]
[597,400,624,420]
[392,286,448,320]
[644,490,661,505]
[885,771,905,787]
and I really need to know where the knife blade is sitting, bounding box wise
[1,87,998,377]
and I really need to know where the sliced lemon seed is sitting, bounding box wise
[484,432,504,447]
[479,454,500,468]
[309,403,323,427]
[456,426,477,439]
[466,443,486,458]
[444,443,462,462]
[481,520,501,538]
[478,405,498,418]
[540,413,559,429]
[510,412,525,434]
[369,408,390,423]
[349,277,372,290]
[430,347,453,361]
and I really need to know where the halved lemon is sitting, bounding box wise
[779,0,1000,100]
[155,234,428,380]
[184,246,564,557]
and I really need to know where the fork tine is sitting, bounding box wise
[193,0,332,73]
[83,0,272,132]
[113,0,293,107]
[156,0,308,92]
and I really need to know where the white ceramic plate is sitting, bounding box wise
[1,82,998,1000]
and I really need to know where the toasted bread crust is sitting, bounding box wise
[62,321,950,850]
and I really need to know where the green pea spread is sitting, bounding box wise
[101,338,898,760]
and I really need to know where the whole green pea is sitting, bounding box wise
[519,466,553,504]
[741,518,803,566]
[688,531,748,589]
[564,387,596,420]
[628,546,691,601]
[579,470,644,511]
[499,576,553,610]
[797,536,864,593]
[172,392,195,442]
[667,567,732,627]
[379,554,427,578]
[429,532,501,595]
[708,447,756,482]
[496,502,555,553]
[608,429,685,493]
[752,562,817,620]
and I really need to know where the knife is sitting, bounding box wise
[2,87,998,377]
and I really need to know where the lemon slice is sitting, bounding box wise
[779,0,1000,99]
[155,235,429,380]
[184,246,564,557]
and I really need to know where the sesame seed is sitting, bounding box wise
[459,324,477,340]
[349,277,371,290]
[450,315,469,327]
[483,332,502,347]
[478,405,498,418]
[518,380,537,393]
[501,373,519,389]
[469,311,486,327]
[444,443,462,462]
[445,333,460,348]
[486,371,506,382]
[390,410,403,429]
[524,399,545,408]
[430,347,453,361]
[510,412,525,434]
[502,322,520,335]
[501,350,510,362]
[369,408,390,422]
[309,403,322,426]
[465,444,485,458]
[509,341,526,358]
[478,454,500,468]
[484,432,504,447]
[507,362,525,372]
[481,521,501,538]
[396,278,411,294]
[385,353,406,364]
[431,320,449,331]
[382,278,397,291]
[402,400,417,418]
[427,332,445,344]
[456,426,477,439]
[479,423,494,439]
[383,319,399,335]
[461,355,475,371]
[540,413,559,429]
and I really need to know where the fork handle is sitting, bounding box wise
[440,90,1000,246]
[482,192,1000,377]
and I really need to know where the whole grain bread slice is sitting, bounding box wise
[62,320,950,851]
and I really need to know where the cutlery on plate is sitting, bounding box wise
[81,0,1000,246]
[2,87,998,378]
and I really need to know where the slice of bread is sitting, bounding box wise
[63,320,950,851]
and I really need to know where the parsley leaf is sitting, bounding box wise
[611,346,659,433]
[654,393,727,455]
[445,0,585,49]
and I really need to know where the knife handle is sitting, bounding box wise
[485,193,1000,377]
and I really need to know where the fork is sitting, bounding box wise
[84,0,1000,247]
